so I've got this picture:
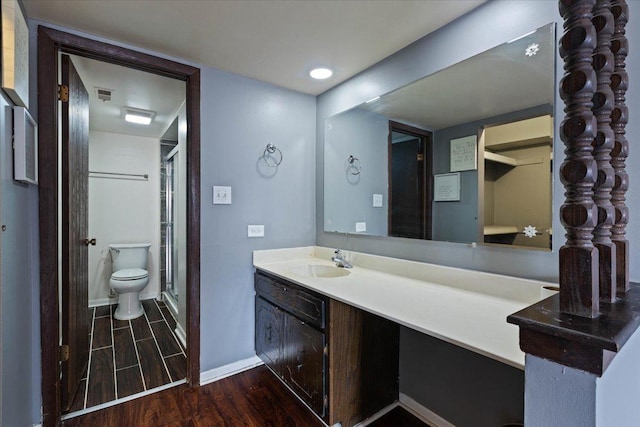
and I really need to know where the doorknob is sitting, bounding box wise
[84,238,96,246]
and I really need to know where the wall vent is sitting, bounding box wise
[95,87,113,102]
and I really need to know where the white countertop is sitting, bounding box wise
[253,246,557,370]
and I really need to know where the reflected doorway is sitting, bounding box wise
[388,121,433,239]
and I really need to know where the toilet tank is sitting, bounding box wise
[109,243,151,271]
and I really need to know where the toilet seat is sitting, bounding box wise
[111,268,149,281]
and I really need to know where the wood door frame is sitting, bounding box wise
[387,121,433,240]
[38,26,201,427]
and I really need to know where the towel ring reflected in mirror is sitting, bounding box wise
[347,155,361,175]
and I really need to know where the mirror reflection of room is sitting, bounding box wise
[323,23,555,251]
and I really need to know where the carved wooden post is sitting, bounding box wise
[558,0,600,317]
[591,0,616,303]
[610,0,630,295]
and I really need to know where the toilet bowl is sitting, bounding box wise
[109,243,151,320]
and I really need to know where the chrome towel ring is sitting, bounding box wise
[347,155,362,175]
[263,143,283,167]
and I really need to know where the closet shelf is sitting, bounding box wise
[484,151,517,167]
[484,151,543,167]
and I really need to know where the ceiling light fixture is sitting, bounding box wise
[366,96,380,104]
[309,67,333,80]
[123,107,155,125]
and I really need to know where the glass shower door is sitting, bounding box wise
[165,150,179,302]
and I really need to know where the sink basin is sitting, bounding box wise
[290,264,351,278]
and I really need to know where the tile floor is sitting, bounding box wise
[68,299,186,412]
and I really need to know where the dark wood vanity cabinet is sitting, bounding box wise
[255,271,399,427]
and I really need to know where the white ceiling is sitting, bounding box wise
[24,0,486,96]
[361,24,555,130]
[69,54,185,138]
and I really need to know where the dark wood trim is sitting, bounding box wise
[38,27,61,427]
[610,0,630,295]
[508,282,640,376]
[387,121,433,240]
[37,26,201,427]
[557,0,600,318]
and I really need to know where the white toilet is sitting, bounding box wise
[109,243,151,320]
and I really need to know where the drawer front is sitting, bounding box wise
[255,272,326,330]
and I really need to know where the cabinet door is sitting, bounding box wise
[255,297,284,376]
[284,314,327,417]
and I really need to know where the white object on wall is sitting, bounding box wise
[213,186,232,204]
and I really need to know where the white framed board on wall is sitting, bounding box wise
[434,173,460,202]
[1,0,29,107]
[450,135,477,172]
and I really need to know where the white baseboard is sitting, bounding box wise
[399,393,456,427]
[89,293,160,307]
[89,297,117,307]
[200,355,264,385]
[174,323,187,349]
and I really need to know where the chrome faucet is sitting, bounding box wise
[332,249,352,268]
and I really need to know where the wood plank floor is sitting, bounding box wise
[68,299,186,412]
[63,365,428,426]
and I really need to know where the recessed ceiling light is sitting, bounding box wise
[366,96,381,103]
[309,68,333,80]
[123,107,155,125]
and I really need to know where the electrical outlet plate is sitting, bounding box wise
[373,194,383,207]
[355,222,366,232]
[213,186,232,204]
[248,225,265,237]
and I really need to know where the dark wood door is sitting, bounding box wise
[255,297,284,376]
[61,54,91,412]
[388,122,433,240]
[284,314,326,417]
[390,137,424,238]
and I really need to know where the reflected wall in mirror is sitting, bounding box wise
[324,23,555,250]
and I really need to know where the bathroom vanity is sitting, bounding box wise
[254,246,556,426]
[255,271,398,426]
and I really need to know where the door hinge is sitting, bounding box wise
[324,395,328,409]
[324,345,328,356]
[60,344,70,362]
[417,153,424,162]
[58,84,69,102]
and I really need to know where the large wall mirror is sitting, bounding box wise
[324,23,555,250]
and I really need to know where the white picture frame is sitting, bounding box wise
[13,106,38,185]
[433,173,460,202]
[450,135,477,172]
[2,0,29,107]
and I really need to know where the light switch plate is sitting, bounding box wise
[355,222,367,232]
[213,186,232,204]
[373,194,383,207]
[248,225,265,237]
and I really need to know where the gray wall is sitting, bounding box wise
[317,0,640,425]
[200,66,316,368]
[401,327,524,427]
[1,93,41,425]
[324,108,388,235]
